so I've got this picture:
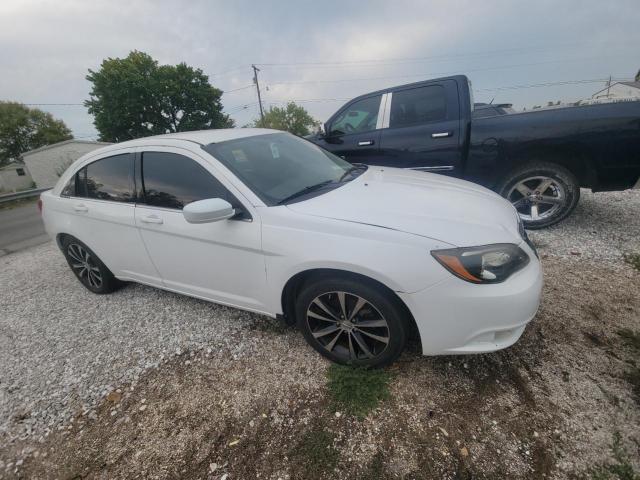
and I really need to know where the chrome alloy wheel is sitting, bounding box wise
[67,243,103,288]
[507,175,566,222]
[306,291,390,361]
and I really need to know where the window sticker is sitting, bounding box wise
[270,143,280,159]
[231,149,248,162]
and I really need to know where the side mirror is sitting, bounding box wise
[182,198,235,224]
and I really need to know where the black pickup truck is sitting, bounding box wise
[309,75,640,228]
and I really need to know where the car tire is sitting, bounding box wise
[61,236,122,294]
[497,161,580,229]
[295,276,409,367]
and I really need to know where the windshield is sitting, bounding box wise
[203,133,359,206]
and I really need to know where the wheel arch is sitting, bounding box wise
[279,268,421,347]
[499,149,596,189]
[56,232,72,250]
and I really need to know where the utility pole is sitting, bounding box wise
[606,75,612,98]
[252,64,265,121]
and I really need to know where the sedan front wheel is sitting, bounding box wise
[296,276,409,367]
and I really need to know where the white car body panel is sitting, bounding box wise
[287,167,522,247]
[41,128,543,356]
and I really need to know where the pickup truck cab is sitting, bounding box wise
[310,75,640,228]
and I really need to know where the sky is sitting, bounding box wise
[1,0,638,139]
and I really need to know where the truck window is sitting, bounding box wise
[390,85,446,128]
[328,95,382,135]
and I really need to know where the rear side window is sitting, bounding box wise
[390,85,446,128]
[75,154,134,202]
[329,95,382,135]
[140,152,229,209]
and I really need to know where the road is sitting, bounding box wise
[0,202,50,256]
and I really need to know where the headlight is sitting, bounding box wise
[431,244,529,284]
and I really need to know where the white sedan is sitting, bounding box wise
[40,129,542,367]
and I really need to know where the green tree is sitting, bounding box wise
[0,102,72,167]
[252,102,320,136]
[85,51,234,142]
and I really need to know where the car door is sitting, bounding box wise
[133,147,268,313]
[60,151,162,286]
[378,80,462,175]
[318,94,386,164]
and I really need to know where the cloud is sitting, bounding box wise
[0,0,638,136]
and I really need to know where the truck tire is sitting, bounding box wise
[497,162,580,229]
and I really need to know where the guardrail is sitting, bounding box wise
[0,187,51,204]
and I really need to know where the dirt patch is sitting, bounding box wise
[1,256,639,479]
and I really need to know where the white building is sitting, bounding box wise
[22,139,111,188]
[592,81,640,100]
[0,161,34,193]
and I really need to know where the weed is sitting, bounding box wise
[291,426,338,478]
[617,329,640,352]
[357,451,388,479]
[326,364,391,419]
[590,432,639,480]
[623,253,640,272]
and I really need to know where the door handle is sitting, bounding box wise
[431,132,452,138]
[140,215,163,225]
[358,140,374,146]
[73,204,88,213]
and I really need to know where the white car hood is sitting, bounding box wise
[286,167,522,247]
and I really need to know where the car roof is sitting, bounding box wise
[87,128,281,156]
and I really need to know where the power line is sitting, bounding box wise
[264,56,631,87]
[223,84,255,93]
[22,103,85,106]
[254,43,585,68]
[19,76,633,118]
[208,65,250,78]
[475,78,633,93]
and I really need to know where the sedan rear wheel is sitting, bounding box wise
[67,243,103,289]
[296,277,408,367]
[61,236,121,294]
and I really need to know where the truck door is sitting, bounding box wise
[316,93,386,165]
[378,80,462,175]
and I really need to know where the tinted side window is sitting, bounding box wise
[80,154,133,202]
[390,85,446,128]
[329,95,381,135]
[141,152,229,210]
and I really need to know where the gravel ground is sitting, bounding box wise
[528,188,640,264]
[0,188,639,478]
[0,243,270,442]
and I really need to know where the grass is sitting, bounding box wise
[357,451,387,480]
[326,364,392,419]
[589,432,639,480]
[291,426,338,478]
[623,253,640,272]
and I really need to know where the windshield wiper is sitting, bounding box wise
[277,180,337,205]
[339,164,367,182]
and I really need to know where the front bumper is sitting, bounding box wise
[399,241,543,355]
